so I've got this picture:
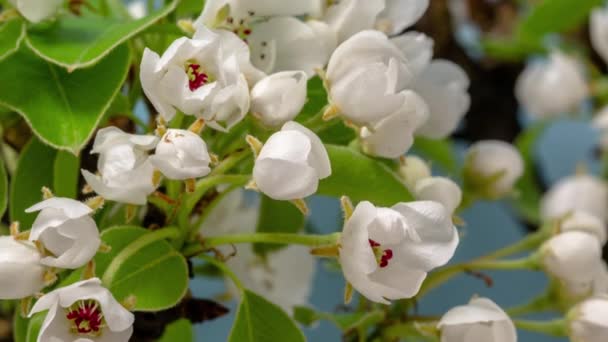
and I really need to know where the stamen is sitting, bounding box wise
[186,63,210,91]
[368,239,393,268]
[66,300,105,336]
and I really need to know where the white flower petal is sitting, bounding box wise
[592,7,608,65]
[251,71,308,127]
[14,0,62,23]
[390,31,433,78]
[414,176,462,214]
[541,174,608,222]
[0,237,46,299]
[377,0,429,35]
[282,121,332,178]
[542,231,603,285]
[324,0,385,43]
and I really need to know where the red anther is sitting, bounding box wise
[368,239,380,247]
[383,249,393,260]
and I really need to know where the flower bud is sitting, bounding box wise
[591,6,608,66]
[568,296,608,342]
[0,236,46,299]
[26,197,101,269]
[253,121,331,200]
[398,155,431,189]
[8,0,62,23]
[515,51,588,119]
[438,297,516,342]
[414,177,462,214]
[541,174,608,222]
[150,129,211,180]
[251,71,307,127]
[559,210,606,246]
[463,140,524,198]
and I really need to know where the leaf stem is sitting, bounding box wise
[202,232,341,249]
[210,149,251,176]
[514,319,568,337]
[198,254,245,291]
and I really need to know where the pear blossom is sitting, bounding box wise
[149,129,211,180]
[413,60,471,139]
[390,31,433,77]
[319,0,385,43]
[541,231,604,289]
[591,7,608,65]
[541,174,608,222]
[26,197,100,269]
[559,210,606,246]
[398,155,432,189]
[29,278,134,342]
[563,261,608,299]
[140,28,251,130]
[339,200,458,304]
[464,140,524,198]
[515,51,588,119]
[253,121,331,200]
[376,0,429,36]
[82,127,158,205]
[569,296,608,342]
[438,297,517,342]
[326,30,416,126]
[360,91,429,158]
[8,0,62,23]
[414,177,462,214]
[0,236,46,299]
[250,71,307,127]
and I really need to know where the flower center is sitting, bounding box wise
[66,300,105,337]
[369,239,393,268]
[218,10,256,42]
[186,63,210,91]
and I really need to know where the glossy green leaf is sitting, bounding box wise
[0,44,129,153]
[0,157,7,218]
[25,312,44,342]
[25,0,178,70]
[253,195,305,255]
[99,226,189,311]
[53,151,80,198]
[229,290,305,342]
[412,137,458,175]
[10,138,57,228]
[297,76,328,122]
[518,0,602,40]
[294,306,385,332]
[0,18,25,61]
[177,0,206,17]
[13,310,28,342]
[319,145,413,206]
[159,319,194,342]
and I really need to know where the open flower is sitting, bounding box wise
[82,127,158,205]
[29,278,134,342]
[253,121,331,200]
[541,173,608,222]
[339,200,458,304]
[8,0,62,23]
[26,197,100,269]
[438,297,517,342]
[376,0,429,36]
[250,71,308,127]
[569,296,608,342]
[515,51,588,119]
[141,28,251,130]
[326,30,415,126]
[413,177,462,214]
[0,236,46,299]
[149,129,211,180]
[464,140,524,199]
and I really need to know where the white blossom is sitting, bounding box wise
[398,155,432,189]
[541,173,608,222]
[8,0,62,23]
[339,200,458,304]
[569,296,608,342]
[253,121,331,200]
[591,7,608,66]
[559,210,606,246]
[26,197,100,269]
[82,127,158,205]
[515,51,588,119]
[149,129,211,180]
[359,90,429,158]
[320,0,385,43]
[326,30,416,126]
[0,236,46,299]
[464,140,524,198]
[438,297,517,342]
[250,71,308,127]
[195,0,319,27]
[390,31,433,78]
[29,278,134,342]
[376,0,429,36]
[541,231,604,290]
[413,60,471,139]
[414,177,462,214]
[140,28,252,130]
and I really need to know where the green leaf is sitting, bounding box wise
[253,195,305,256]
[13,310,28,342]
[25,312,44,342]
[159,319,194,342]
[294,306,385,332]
[25,0,178,70]
[10,138,57,228]
[229,290,305,342]
[177,0,206,17]
[298,76,328,122]
[0,44,130,153]
[99,226,188,311]
[0,157,8,218]
[319,145,413,206]
[518,0,603,40]
[53,151,80,198]
[0,18,25,61]
[412,137,458,175]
